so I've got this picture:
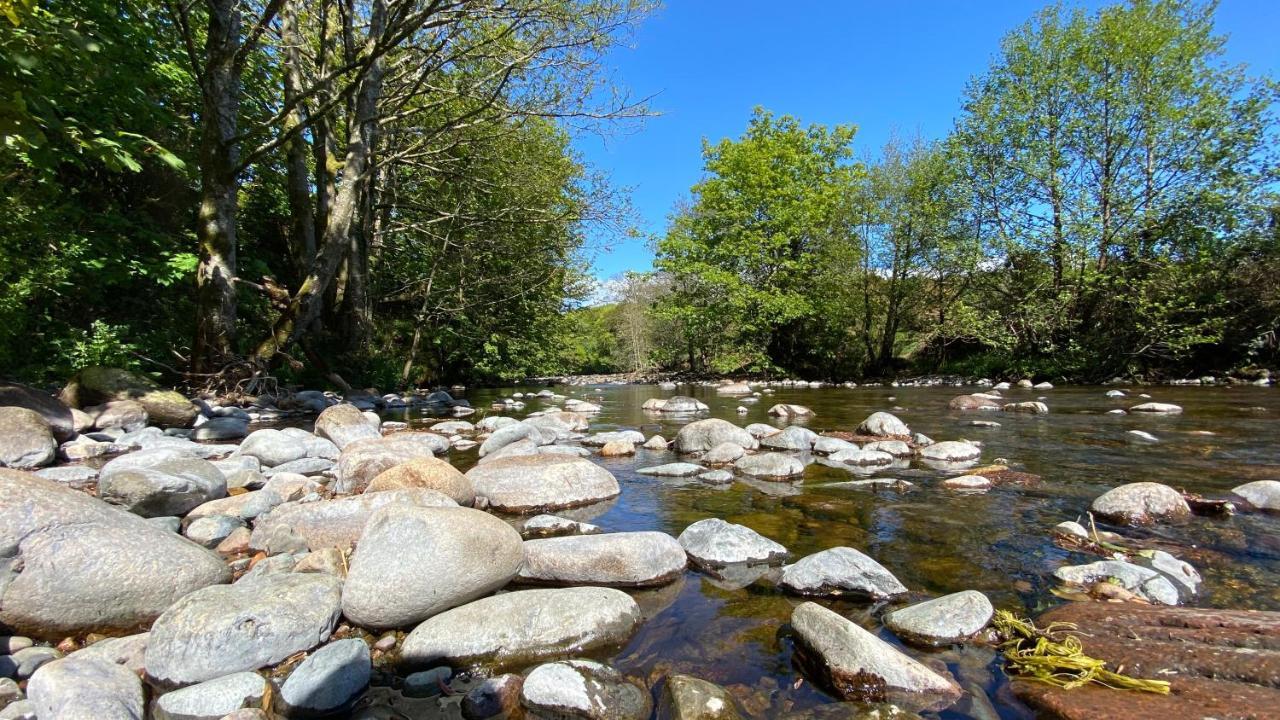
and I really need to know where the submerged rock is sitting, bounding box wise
[1054,559,1184,605]
[636,462,707,477]
[790,602,960,712]
[1002,401,1048,414]
[1090,482,1191,525]
[883,591,994,646]
[342,506,523,629]
[521,660,650,720]
[658,675,742,720]
[1231,480,1280,512]
[400,587,642,669]
[734,452,805,479]
[780,547,906,599]
[517,531,686,587]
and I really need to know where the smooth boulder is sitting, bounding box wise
[60,366,199,428]
[734,452,804,479]
[0,471,230,639]
[856,412,910,438]
[27,654,144,720]
[521,660,650,720]
[673,419,757,454]
[883,591,994,646]
[517,531,686,587]
[466,454,620,512]
[144,573,343,687]
[1090,482,1191,525]
[0,382,75,441]
[314,403,381,449]
[332,432,450,493]
[153,672,267,720]
[0,407,56,469]
[401,587,642,669]
[677,519,787,568]
[1231,480,1280,512]
[779,547,907,599]
[342,506,524,629]
[277,638,371,717]
[365,457,475,505]
[97,458,227,518]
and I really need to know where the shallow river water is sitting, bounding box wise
[387,383,1280,719]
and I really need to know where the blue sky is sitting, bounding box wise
[573,0,1280,283]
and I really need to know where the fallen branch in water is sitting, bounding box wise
[992,610,1171,694]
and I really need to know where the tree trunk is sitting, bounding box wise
[192,0,243,372]
[252,0,387,365]
[282,0,316,280]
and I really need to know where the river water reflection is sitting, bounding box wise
[389,383,1280,718]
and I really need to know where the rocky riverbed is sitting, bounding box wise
[0,371,1277,719]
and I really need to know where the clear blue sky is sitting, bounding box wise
[573,0,1280,283]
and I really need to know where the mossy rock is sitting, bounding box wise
[60,366,199,428]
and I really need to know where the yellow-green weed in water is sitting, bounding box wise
[992,610,1171,694]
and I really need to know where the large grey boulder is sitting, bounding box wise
[466,454,620,512]
[153,672,267,720]
[332,433,450,494]
[314,403,381,449]
[365,457,474,505]
[248,488,457,554]
[521,660,650,720]
[238,429,308,467]
[812,436,858,455]
[341,506,524,629]
[1090,482,1191,525]
[0,407,56,469]
[677,519,787,568]
[790,602,960,711]
[657,396,708,414]
[401,587,642,669]
[87,400,148,432]
[60,366,200,428]
[27,654,144,720]
[277,638,370,717]
[144,573,342,687]
[0,382,75,441]
[479,421,547,457]
[856,412,910,438]
[758,425,817,451]
[0,471,229,639]
[733,453,805,479]
[580,430,646,447]
[883,591,994,646]
[517,531,686,587]
[97,458,227,517]
[1231,480,1280,512]
[779,547,907,599]
[701,442,746,464]
[673,419,757,453]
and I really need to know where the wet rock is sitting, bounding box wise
[342,506,523,629]
[467,454,620,512]
[1054,559,1183,604]
[1130,402,1182,414]
[400,587,642,669]
[857,412,910,438]
[942,475,990,491]
[1127,430,1159,443]
[98,457,228,518]
[883,591,994,646]
[1132,550,1202,601]
[365,457,474,505]
[521,514,602,539]
[238,429,308,467]
[60,366,199,428]
[517,531,686,587]
[27,654,144,720]
[759,425,817,450]
[315,403,382,450]
[780,547,907,599]
[144,573,342,687]
[332,433,450,493]
[790,602,960,712]
[0,471,229,639]
[1002,401,1048,414]
[948,395,1001,411]
[1090,482,1191,525]
[600,440,636,457]
[658,674,742,720]
[827,448,893,466]
[678,519,787,568]
[153,671,267,720]
[637,462,708,477]
[0,382,75,442]
[277,638,370,717]
[673,419,757,453]
[768,404,814,419]
[642,435,669,450]
[1231,480,1280,512]
[401,667,451,698]
[734,453,805,479]
[1012,602,1280,720]
[0,407,56,469]
[917,441,980,463]
[702,442,746,464]
[462,674,523,720]
[698,469,734,484]
[521,660,650,720]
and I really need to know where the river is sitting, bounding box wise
[387,382,1280,718]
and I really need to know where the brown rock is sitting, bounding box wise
[1012,602,1280,720]
[948,394,1001,411]
[0,382,75,441]
[600,440,636,457]
[59,366,199,428]
[365,456,474,505]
